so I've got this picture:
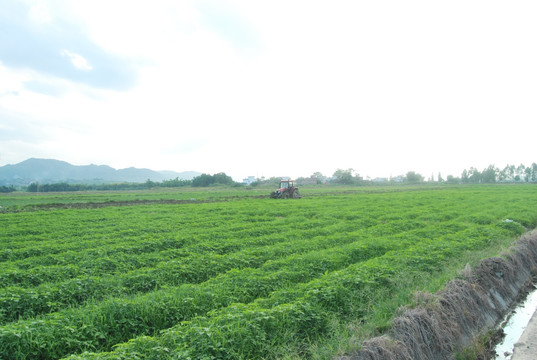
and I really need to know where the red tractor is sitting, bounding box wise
[270,179,301,199]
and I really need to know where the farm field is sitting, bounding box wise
[1,184,536,359]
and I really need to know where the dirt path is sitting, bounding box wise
[511,308,537,360]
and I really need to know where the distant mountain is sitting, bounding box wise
[0,158,201,186]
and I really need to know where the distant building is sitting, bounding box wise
[242,176,256,185]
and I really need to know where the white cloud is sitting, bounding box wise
[60,50,93,71]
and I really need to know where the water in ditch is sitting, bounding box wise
[494,286,537,359]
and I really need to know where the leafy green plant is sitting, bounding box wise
[0,184,535,359]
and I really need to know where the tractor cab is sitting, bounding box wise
[279,180,293,189]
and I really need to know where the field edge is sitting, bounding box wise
[338,229,537,360]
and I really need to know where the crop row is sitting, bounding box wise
[0,230,367,323]
[0,201,367,270]
[0,229,291,287]
[3,186,533,264]
[0,209,271,264]
[0,236,398,359]
[1,222,522,359]
[0,217,502,323]
[0,198,472,289]
[61,223,520,360]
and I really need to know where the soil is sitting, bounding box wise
[1,195,268,213]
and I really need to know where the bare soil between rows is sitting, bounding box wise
[1,195,270,212]
[340,230,537,360]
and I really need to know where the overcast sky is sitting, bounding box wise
[1,1,536,181]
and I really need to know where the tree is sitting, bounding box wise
[516,164,526,179]
[502,164,516,181]
[510,164,525,182]
[212,172,234,185]
[446,175,459,184]
[481,165,498,183]
[525,167,532,182]
[461,169,469,183]
[0,185,15,193]
[192,174,214,187]
[437,172,444,182]
[311,172,326,184]
[467,167,481,183]
[192,172,235,187]
[405,171,424,183]
[144,179,155,188]
[332,168,356,185]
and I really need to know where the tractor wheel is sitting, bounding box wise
[281,192,289,199]
[292,190,301,199]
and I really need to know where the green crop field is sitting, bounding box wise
[1,184,536,359]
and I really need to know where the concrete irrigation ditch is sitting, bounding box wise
[340,230,537,360]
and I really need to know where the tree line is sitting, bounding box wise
[460,163,537,183]
[15,162,537,193]
[25,172,238,192]
[254,163,537,186]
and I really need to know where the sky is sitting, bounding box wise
[1,0,536,181]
